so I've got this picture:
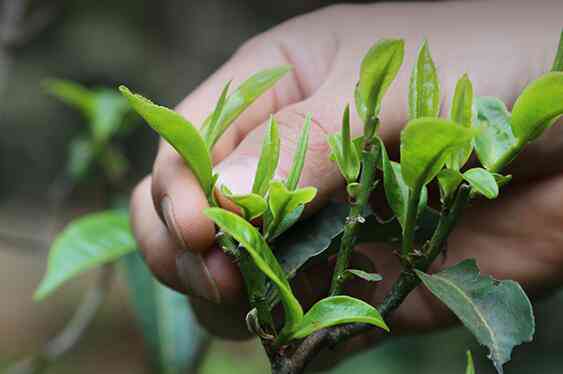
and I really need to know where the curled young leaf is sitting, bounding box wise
[446,74,474,170]
[201,66,292,148]
[463,168,499,199]
[289,295,389,340]
[400,118,476,189]
[437,168,463,205]
[286,114,312,190]
[329,105,361,183]
[511,72,563,143]
[345,269,383,282]
[409,40,440,120]
[252,116,281,196]
[119,86,214,196]
[204,208,303,340]
[474,97,517,170]
[355,39,404,122]
[35,211,135,300]
[220,186,268,220]
[416,260,535,374]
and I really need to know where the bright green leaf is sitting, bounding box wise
[493,173,512,188]
[474,97,517,170]
[329,105,361,183]
[252,116,280,196]
[552,29,563,72]
[437,169,463,204]
[466,351,476,374]
[511,72,563,143]
[204,208,303,340]
[203,81,231,149]
[202,65,292,148]
[286,114,312,190]
[409,40,440,120]
[379,137,408,227]
[416,260,535,373]
[91,90,130,142]
[119,86,214,196]
[221,185,267,220]
[400,118,476,189]
[355,39,404,122]
[346,269,383,282]
[447,74,474,170]
[289,295,388,340]
[463,168,499,199]
[43,78,94,115]
[35,211,135,300]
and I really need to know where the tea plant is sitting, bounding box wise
[33,30,563,374]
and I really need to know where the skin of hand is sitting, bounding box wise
[130,0,563,360]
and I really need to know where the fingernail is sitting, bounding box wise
[161,196,187,251]
[176,251,221,304]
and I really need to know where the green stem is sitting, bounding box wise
[329,142,379,296]
[401,185,422,258]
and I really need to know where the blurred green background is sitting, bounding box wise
[1,0,562,373]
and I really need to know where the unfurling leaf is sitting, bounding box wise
[204,208,303,340]
[510,72,563,143]
[400,118,476,189]
[266,181,317,239]
[220,186,267,220]
[252,116,280,196]
[409,40,440,120]
[345,269,383,282]
[286,114,312,190]
[355,39,404,122]
[552,29,563,72]
[329,105,361,183]
[437,169,463,205]
[463,168,499,199]
[416,260,535,373]
[466,351,476,374]
[35,211,135,300]
[447,74,474,170]
[474,97,517,170]
[288,295,389,340]
[119,86,214,196]
[201,66,292,148]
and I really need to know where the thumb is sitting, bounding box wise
[214,100,351,211]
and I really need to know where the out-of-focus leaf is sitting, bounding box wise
[355,39,404,122]
[345,269,383,282]
[463,168,499,199]
[266,181,317,239]
[221,186,267,220]
[552,29,563,72]
[408,40,440,120]
[67,137,95,180]
[43,78,94,115]
[204,208,303,340]
[289,296,388,340]
[121,252,208,374]
[35,211,135,300]
[119,86,213,196]
[511,72,563,143]
[400,118,476,189]
[202,66,292,148]
[329,105,361,183]
[416,260,535,373]
[91,90,130,142]
[286,114,312,190]
[447,74,474,170]
[437,169,463,204]
[100,145,129,182]
[252,116,280,196]
[466,351,476,374]
[474,97,516,170]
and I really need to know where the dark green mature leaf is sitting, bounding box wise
[400,118,476,189]
[511,72,563,143]
[120,86,214,196]
[346,269,383,282]
[252,116,280,196]
[266,181,317,239]
[121,252,207,374]
[409,40,440,120]
[289,296,389,340]
[474,97,517,170]
[466,351,476,374]
[329,105,361,183]
[221,186,267,220]
[286,114,312,190]
[355,39,404,122]
[204,208,303,339]
[35,211,135,300]
[416,260,535,373]
[202,66,292,148]
[447,74,474,170]
[437,169,463,204]
[552,29,563,72]
[463,168,499,199]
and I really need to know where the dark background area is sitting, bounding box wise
[1,0,562,373]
